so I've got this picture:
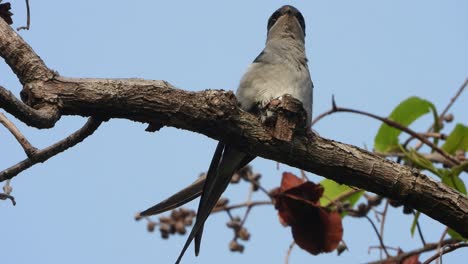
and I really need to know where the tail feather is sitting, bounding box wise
[139,175,205,217]
[175,144,247,264]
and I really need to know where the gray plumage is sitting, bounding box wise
[140,5,313,264]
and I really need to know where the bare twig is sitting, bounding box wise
[379,200,389,259]
[313,96,459,165]
[0,117,103,181]
[212,200,272,213]
[403,78,467,150]
[375,151,467,170]
[439,78,468,122]
[434,227,448,263]
[368,239,460,264]
[423,241,468,264]
[419,132,447,140]
[16,0,31,31]
[0,112,37,156]
[285,241,295,264]
[365,215,390,258]
[414,212,427,246]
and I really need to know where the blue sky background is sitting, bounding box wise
[1,1,467,263]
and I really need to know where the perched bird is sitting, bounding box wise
[140,5,313,263]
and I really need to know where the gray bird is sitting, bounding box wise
[139,5,313,263]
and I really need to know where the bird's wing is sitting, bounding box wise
[175,143,248,264]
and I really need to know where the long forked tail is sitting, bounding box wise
[175,143,248,264]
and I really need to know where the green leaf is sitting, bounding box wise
[442,173,467,194]
[400,146,441,176]
[410,211,420,237]
[374,97,437,153]
[451,162,468,177]
[448,228,467,240]
[442,124,468,154]
[319,179,364,211]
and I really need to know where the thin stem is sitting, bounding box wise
[17,0,31,31]
[0,117,103,181]
[423,241,468,264]
[379,200,389,259]
[439,78,467,121]
[368,239,460,264]
[414,211,427,246]
[211,200,272,213]
[313,96,459,165]
[284,241,295,264]
[365,215,390,258]
[0,112,37,157]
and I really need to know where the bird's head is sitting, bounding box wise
[267,5,306,41]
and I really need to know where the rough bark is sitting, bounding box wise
[0,18,467,237]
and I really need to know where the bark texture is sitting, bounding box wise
[0,19,467,237]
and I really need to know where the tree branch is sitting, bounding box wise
[0,117,103,181]
[0,14,467,237]
[0,112,37,156]
[368,239,460,264]
[0,85,60,128]
[0,19,54,83]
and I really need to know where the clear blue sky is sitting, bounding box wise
[1,1,467,263]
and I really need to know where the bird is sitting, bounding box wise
[139,5,313,263]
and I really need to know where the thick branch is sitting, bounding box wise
[0,16,466,237]
[0,85,60,128]
[0,19,53,83]
[14,76,468,237]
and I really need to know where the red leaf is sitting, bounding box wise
[280,172,305,191]
[273,172,343,255]
[402,254,421,264]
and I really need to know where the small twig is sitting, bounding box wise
[403,78,467,151]
[439,78,467,122]
[16,0,31,31]
[0,117,103,181]
[375,151,467,170]
[419,132,447,140]
[0,112,37,156]
[368,245,400,253]
[313,96,459,165]
[212,200,272,213]
[299,169,309,181]
[414,211,427,246]
[367,239,459,264]
[325,188,362,209]
[365,215,390,258]
[423,241,468,264]
[284,241,295,264]
[379,200,389,259]
[434,228,448,263]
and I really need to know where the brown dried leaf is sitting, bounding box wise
[274,172,343,255]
